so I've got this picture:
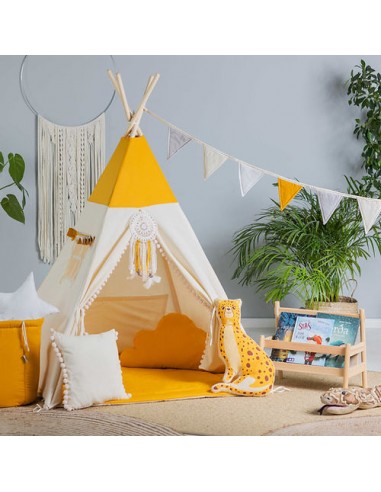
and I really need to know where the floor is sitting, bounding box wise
[248,327,381,372]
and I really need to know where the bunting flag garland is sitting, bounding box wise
[203,145,228,180]
[167,127,192,159]
[357,197,381,234]
[278,178,303,211]
[239,162,264,197]
[144,108,381,229]
[317,190,343,225]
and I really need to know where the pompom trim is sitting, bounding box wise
[50,328,128,411]
[50,328,73,411]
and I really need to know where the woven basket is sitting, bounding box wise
[308,296,359,314]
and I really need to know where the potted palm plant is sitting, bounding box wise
[0,152,28,223]
[231,187,380,310]
[231,60,381,311]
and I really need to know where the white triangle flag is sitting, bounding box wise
[167,127,192,159]
[238,162,264,197]
[203,145,228,180]
[357,197,381,234]
[316,189,343,225]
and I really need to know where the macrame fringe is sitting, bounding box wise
[37,114,105,264]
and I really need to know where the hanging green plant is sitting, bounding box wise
[0,152,28,224]
[346,59,381,198]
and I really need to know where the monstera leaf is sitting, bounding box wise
[8,153,25,183]
[1,194,25,223]
[0,152,28,224]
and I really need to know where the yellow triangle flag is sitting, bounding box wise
[278,178,303,210]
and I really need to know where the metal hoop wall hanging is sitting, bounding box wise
[19,55,117,125]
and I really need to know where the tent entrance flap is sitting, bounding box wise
[83,237,217,365]
[84,230,216,337]
[85,295,168,353]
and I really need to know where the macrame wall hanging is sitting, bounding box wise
[37,115,105,263]
[20,55,116,263]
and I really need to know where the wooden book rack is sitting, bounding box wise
[259,301,368,388]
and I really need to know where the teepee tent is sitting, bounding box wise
[38,72,226,409]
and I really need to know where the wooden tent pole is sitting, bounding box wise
[126,75,154,137]
[115,73,142,136]
[107,69,142,136]
[107,69,120,95]
[115,73,132,117]
[128,75,155,137]
[126,73,160,137]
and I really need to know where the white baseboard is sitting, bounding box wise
[242,318,381,331]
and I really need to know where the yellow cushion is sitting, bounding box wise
[120,313,206,370]
[0,319,43,407]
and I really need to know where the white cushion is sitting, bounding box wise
[0,272,59,320]
[50,329,131,411]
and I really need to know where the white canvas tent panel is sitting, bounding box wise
[38,200,226,408]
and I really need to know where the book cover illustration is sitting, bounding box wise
[288,316,334,366]
[316,313,360,368]
[270,311,315,362]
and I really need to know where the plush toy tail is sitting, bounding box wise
[211,376,273,397]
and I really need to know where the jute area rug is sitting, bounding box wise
[90,370,381,436]
[2,371,381,436]
[0,406,183,436]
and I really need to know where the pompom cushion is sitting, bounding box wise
[0,318,43,407]
[120,313,207,370]
[51,329,131,411]
[0,272,58,320]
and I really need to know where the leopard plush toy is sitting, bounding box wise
[211,299,275,396]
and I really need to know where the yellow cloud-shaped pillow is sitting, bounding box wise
[120,313,206,370]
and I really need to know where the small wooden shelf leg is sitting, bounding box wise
[362,369,368,388]
[360,309,368,388]
[343,344,350,388]
[259,335,265,350]
[277,369,284,381]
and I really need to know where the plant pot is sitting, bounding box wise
[307,296,358,314]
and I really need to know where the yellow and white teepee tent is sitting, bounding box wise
[38,73,226,408]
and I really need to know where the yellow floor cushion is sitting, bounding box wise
[0,318,43,407]
[119,313,207,370]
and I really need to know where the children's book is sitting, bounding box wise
[316,313,360,368]
[270,311,315,363]
[288,316,335,366]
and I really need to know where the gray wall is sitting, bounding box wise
[0,55,380,317]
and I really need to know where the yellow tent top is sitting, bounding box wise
[89,135,177,208]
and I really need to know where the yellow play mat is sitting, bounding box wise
[107,368,225,404]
